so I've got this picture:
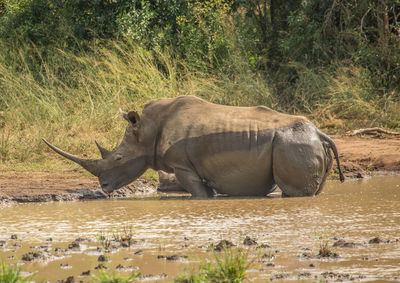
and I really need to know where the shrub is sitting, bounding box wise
[173,248,250,283]
[91,268,141,283]
[0,263,32,283]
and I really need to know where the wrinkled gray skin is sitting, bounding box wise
[43,96,344,198]
[157,171,185,192]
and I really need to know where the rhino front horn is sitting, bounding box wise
[95,140,111,159]
[42,138,101,177]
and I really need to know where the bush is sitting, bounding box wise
[173,248,250,283]
[0,0,124,46]
[0,263,32,283]
[0,0,234,68]
[91,268,141,283]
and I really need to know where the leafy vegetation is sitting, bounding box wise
[0,263,32,283]
[112,223,135,246]
[173,248,250,283]
[0,0,398,171]
[91,267,141,283]
[97,231,113,256]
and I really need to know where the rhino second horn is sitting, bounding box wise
[42,138,101,177]
[95,140,111,159]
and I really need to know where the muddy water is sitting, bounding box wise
[1,176,400,282]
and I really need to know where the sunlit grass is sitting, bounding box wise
[0,39,273,173]
[91,267,141,283]
[0,263,32,283]
[173,248,250,283]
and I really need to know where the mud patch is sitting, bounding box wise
[213,240,236,251]
[332,239,361,248]
[0,175,156,203]
[157,255,188,261]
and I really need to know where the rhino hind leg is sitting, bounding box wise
[157,171,186,193]
[314,142,333,195]
[272,137,328,197]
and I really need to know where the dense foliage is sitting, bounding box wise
[1,0,399,90]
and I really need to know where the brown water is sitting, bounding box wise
[1,176,400,282]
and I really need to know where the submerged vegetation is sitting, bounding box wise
[0,247,251,282]
[173,248,250,283]
[96,223,136,259]
[0,0,399,171]
[91,268,141,283]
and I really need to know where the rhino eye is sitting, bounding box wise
[115,155,122,161]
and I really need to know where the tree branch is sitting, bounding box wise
[346,128,400,136]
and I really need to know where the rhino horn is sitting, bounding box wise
[95,140,111,159]
[42,138,101,176]
[119,108,129,122]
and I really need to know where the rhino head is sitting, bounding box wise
[43,109,155,195]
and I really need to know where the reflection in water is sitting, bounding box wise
[0,176,400,282]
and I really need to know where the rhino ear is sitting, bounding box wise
[127,111,140,125]
[119,109,140,125]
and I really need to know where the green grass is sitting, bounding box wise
[0,263,32,283]
[173,248,250,283]
[91,268,141,283]
[316,236,338,258]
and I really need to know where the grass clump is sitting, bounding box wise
[0,263,32,283]
[318,238,338,258]
[173,248,250,283]
[97,231,113,255]
[112,223,135,247]
[91,268,141,283]
[96,223,136,259]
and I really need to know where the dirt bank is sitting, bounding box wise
[333,135,400,177]
[0,135,399,203]
[0,173,157,203]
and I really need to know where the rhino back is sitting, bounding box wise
[142,96,307,152]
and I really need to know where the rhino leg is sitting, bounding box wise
[174,168,215,198]
[314,141,333,195]
[157,171,186,193]
[272,129,328,197]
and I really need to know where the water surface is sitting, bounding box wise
[0,176,399,282]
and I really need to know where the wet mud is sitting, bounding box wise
[0,176,157,203]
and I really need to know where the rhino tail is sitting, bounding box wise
[317,131,345,182]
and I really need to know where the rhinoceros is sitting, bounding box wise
[43,96,344,198]
[157,171,185,192]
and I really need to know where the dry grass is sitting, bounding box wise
[0,40,273,172]
[0,39,398,175]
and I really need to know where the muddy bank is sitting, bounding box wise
[0,174,156,203]
[1,135,399,203]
